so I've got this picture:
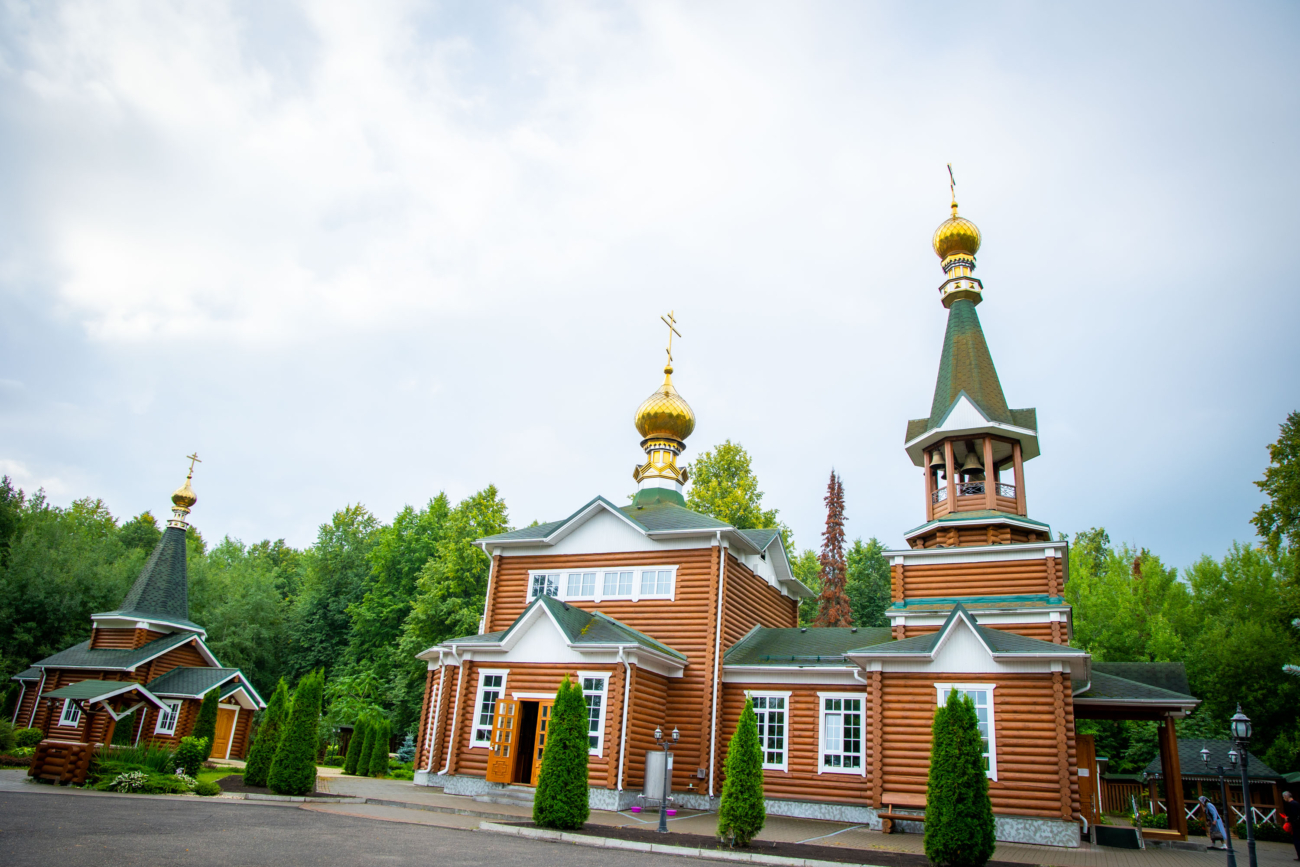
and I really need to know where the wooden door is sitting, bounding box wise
[528,701,555,787]
[486,698,522,783]
[211,708,236,759]
[1077,733,1099,826]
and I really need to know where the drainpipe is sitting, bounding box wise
[438,648,464,776]
[477,544,496,635]
[11,681,25,726]
[616,646,631,792]
[422,660,448,774]
[29,667,46,728]
[708,530,727,798]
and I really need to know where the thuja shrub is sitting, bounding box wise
[367,720,391,778]
[718,697,766,846]
[15,728,44,748]
[192,688,220,760]
[356,720,377,777]
[268,671,324,796]
[175,736,208,778]
[924,690,996,867]
[343,719,369,775]
[244,679,291,788]
[533,676,589,830]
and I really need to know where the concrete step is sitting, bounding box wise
[474,787,535,806]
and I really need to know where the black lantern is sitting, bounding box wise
[1229,748,1239,768]
[1230,707,1252,744]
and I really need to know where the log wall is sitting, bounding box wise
[898,622,1058,642]
[909,525,1048,549]
[891,558,1053,601]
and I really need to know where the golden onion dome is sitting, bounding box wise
[635,365,696,443]
[171,476,197,509]
[932,204,981,261]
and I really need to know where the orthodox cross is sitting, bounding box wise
[947,163,957,206]
[660,311,681,366]
[185,452,202,477]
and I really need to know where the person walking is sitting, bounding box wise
[1282,790,1300,861]
[1199,795,1228,850]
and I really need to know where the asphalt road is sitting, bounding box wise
[0,792,679,867]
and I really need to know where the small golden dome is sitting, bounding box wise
[932,204,981,261]
[635,365,696,443]
[171,476,197,509]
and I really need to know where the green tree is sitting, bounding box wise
[176,736,208,777]
[192,688,220,760]
[846,538,891,628]
[243,678,291,787]
[367,719,391,777]
[1254,411,1300,565]
[119,511,162,553]
[686,441,789,547]
[0,476,22,568]
[344,718,370,775]
[533,676,589,830]
[356,719,377,776]
[269,670,324,796]
[925,690,995,867]
[717,696,765,846]
[793,550,820,626]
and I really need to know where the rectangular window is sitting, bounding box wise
[530,574,559,601]
[580,674,609,754]
[59,698,82,728]
[639,569,672,597]
[936,684,996,779]
[819,695,863,774]
[602,571,633,597]
[472,671,508,746]
[566,572,596,598]
[751,693,789,771]
[155,700,180,735]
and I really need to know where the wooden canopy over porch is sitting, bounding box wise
[39,680,170,747]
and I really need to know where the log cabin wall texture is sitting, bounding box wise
[899,622,1057,642]
[891,558,1052,601]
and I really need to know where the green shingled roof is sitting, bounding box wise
[146,666,241,698]
[479,496,739,546]
[724,627,894,666]
[95,525,203,632]
[12,667,40,681]
[928,299,1012,429]
[29,631,203,671]
[42,680,157,702]
[1075,670,1195,702]
[1145,739,1278,781]
[1091,662,1191,696]
[849,604,1085,656]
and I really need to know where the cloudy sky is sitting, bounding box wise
[1,1,1296,568]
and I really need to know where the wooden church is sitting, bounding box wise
[9,467,265,760]
[409,189,1201,847]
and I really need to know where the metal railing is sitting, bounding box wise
[931,487,946,503]
[932,482,1016,502]
[997,482,1016,498]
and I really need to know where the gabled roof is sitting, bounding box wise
[1075,670,1195,702]
[41,679,170,713]
[1145,739,1280,781]
[847,604,1087,658]
[12,667,40,681]
[93,525,204,633]
[724,626,894,667]
[27,631,218,672]
[145,666,241,698]
[1091,662,1191,696]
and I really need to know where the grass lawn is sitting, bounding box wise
[197,767,238,785]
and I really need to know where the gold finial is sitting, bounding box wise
[171,453,201,512]
[947,163,958,216]
[660,310,681,373]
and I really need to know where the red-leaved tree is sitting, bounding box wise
[815,470,851,627]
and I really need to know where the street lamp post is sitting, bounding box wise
[653,725,679,834]
[1231,706,1257,867]
[1201,746,1239,867]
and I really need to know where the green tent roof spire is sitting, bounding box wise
[927,298,1012,430]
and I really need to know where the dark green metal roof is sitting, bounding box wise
[1091,662,1191,696]
[145,666,240,697]
[1145,739,1279,781]
[928,299,1012,429]
[631,487,686,508]
[724,627,894,666]
[851,604,1085,656]
[29,631,203,671]
[1075,670,1195,702]
[94,525,203,631]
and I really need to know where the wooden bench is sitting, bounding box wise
[878,792,926,834]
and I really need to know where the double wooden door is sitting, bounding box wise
[485,698,553,786]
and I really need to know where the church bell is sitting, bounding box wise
[929,448,947,477]
[960,449,985,481]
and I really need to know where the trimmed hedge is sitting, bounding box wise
[718,696,765,846]
[533,676,589,830]
[268,670,324,796]
[925,689,996,867]
[175,736,208,778]
[194,780,222,796]
[15,728,43,748]
[244,678,290,788]
[192,688,220,760]
[344,719,369,775]
[367,719,390,778]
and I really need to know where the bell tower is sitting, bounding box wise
[903,174,1049,549]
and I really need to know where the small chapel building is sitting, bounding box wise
[411,191,1201,846]
[9,470,265,759]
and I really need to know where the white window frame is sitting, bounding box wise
[934,683,997,780]
[749,691,791,772]
[578,672,610,756]
[154,700,181,735]
[59,698,82,728]
[470,670,509,748]
[525,565,678,604]
[817,692,866,776]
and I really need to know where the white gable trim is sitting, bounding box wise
[903,391,1041,466]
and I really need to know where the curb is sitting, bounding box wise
[478,821,894,867]
[242,793,366,804]
[360,797,525,823]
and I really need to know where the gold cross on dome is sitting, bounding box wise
[185,452,202,477]
[660,311,681,365]
[947,163,958,208]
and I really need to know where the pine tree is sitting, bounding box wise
[815,471,851,627]
[244,678,291,787]
[718,697,766,846]
[192,687,221,760]
[533,676,590,830]
[268,670,324,796]
[343,718,369,775]
[356,719,377,776]
[925,690,996,867]
[367,719,390,777]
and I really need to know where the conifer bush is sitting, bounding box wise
[192,688,220,760]
[243,678,290,788]
[533,676,589,830]
[718,697,766,846]
[268,670,324,796]
[15,728,44,748]
[925,690,996,867]
[175,736,208,778]
[367,719,390,778]
[356,719,377,776]
[344,718,369,775]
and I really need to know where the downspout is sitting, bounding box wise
[11,681,25,726]
[477,544,496,635]
[28,667,46,728]
[438,648,464,776]
[708,530,727,798]
[422,660,448,774]
[616,646,631,792]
